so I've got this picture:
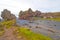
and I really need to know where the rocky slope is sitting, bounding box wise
[0,20,52,40]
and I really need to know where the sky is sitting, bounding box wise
[0,0,60,17]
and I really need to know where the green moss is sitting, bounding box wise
[0,30,5,36]
[0,24,5,36]
[14,27,52,40]
[1,20,16,29]
[0,20,52,40]
[46,18,60,22]
[33,17,60,22]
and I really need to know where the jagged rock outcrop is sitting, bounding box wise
[1,9,16,20]
[34,10,41,17]
[19,8,41,20]
[19,8,33,20]
[19,8,60,20]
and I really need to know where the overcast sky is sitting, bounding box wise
[0,0,60,17]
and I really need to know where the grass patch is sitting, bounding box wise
[0,20,52,40]
[0,24,5,36]
[14,27,52,40]
[33,17,60,22]
[0,20,16,29]
[0,30,4,36]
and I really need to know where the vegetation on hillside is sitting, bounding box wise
[0,8,60,40]
[32,17,60,21]
[0,24,5,36]
[0,20,52,40]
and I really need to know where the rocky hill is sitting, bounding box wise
[19,8,60,20]
[1,9,16,20]
[19,8,41,20]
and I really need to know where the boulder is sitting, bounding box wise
[1,9,16,20]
